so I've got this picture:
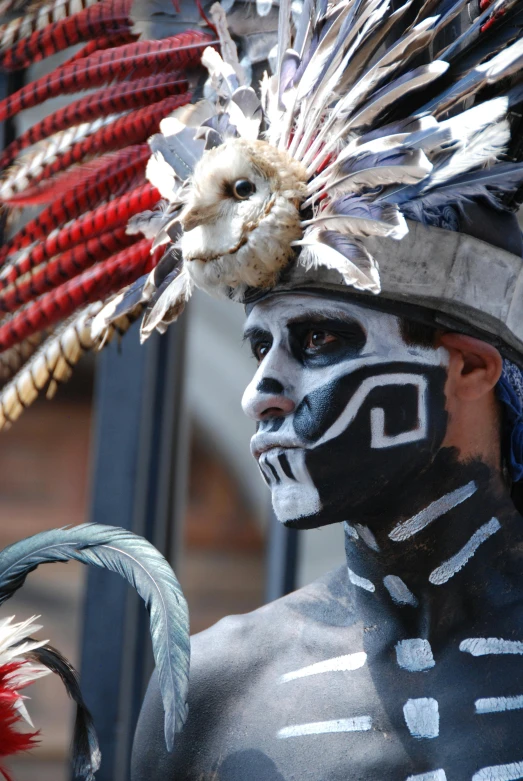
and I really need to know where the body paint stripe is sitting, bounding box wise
[279,652,367,683]
[406,772,447,781]
[344,522,358,539]
[472,761,523,780]
[383,575,418,607]
[403,698,439,739]
[313,373,429,449]
[348,567,375,592]
[277,717,372,738]
[461,638,523,656]
[396,639,435,672]
[476,696,523,714]
[389,481,477,542]
[354,524,380,551]
[429,517,501,586]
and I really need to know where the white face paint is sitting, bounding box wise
[242,294,449,528]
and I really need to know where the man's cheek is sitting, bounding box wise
[300,366,449,518]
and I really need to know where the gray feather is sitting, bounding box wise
[148,125,206,182]
[296,228,381,293]
[421,36,523,116]
[140,265,192,342]
[400,163,523,218]
[323,148,433,194]
[437,0,519,61]
[344,61,449,132]
[305,197,408,239]
[0,524,190,754]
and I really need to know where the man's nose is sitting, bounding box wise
[242,376,296,421]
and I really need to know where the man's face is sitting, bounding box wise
[242,293,450,528]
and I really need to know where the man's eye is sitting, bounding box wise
[253,342,271,362]
[305,330,337,350]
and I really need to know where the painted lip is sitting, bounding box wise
[251,433,304,460]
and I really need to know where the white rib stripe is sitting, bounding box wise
[473,761,523,780]
[403,698,439,739]
[396,639,435,672]
[389,481,477,542]
[277,716,372,739]
[429,517,501,586]
[461,638,523,656]
[407,772,447,781]
[280,652,367,683]
[348,567,375,592]
[383,575,418,607]
[476,696,523,714]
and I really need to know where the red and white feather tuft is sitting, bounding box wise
[0,616,50,781]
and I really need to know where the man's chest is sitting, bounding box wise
[187,624,523,781]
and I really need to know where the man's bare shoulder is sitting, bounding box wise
[191,564,349,676]
[131,565,351,780]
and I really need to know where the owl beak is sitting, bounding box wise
[180,204,217,232]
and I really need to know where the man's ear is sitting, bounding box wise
[438,333,502,401]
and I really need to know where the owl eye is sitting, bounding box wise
[232,179,256,200]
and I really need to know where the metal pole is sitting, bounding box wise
[78,314,188,781]
[265,511,299,603]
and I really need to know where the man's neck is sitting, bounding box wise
[342,449,522,640]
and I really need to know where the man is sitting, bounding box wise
[131,208,523,780]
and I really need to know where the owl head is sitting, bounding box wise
[179,138,308,297]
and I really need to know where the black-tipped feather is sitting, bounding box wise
[28,644,100,781]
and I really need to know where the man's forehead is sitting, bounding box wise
[243,292,400,335]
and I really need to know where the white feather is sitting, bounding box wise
[140,266,193,342]
[295,228,381,293]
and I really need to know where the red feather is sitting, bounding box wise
[0,238,155,350]
[3,145,149,207]
[0,0,134,71]
[0,662,39,780]
[2,149,150,253]
[0,30,214,122]
[0,227,137,314]
[61,30,139,64]
[0,74,187,170]
[0,182,160,285]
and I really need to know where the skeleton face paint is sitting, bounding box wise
[242,294,450,529]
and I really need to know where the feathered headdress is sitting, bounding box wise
[0,0,523,424]
[0,524,190,780]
